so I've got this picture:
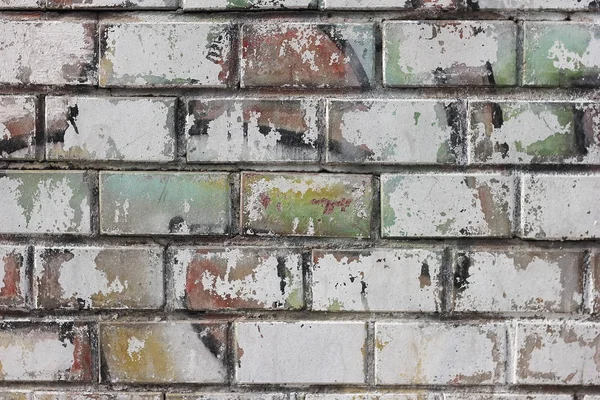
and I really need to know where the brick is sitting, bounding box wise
[241,172,373,238]
[34,393,161,400]
[323,0,456,9]
[100,16,232,87]
[0,171,92,235]
[476,0,596,9]
[0,0,40,8]
[593,252,600,314]
[375,322,507,385]
[327,99,464,164]
[445,395,573,400]
[452,249,583,313]
[0,246,29,310]
[48,0,176,8]
[171,247,303,310]
[186,98,319,163]
[381,174,515,237]
[383,21,517,87]
[46,97,176,162]
[469,101,600,164]
[99,172,231,235]
[182,0,315,10]
[0,391,31,400]
[241,24,375,88]
[0,322,92,382]
[0,96,36,160]
[100,322,227,383]
[521,174,600,239]
[235,321,367,384]
[311,249,443,312]
[34,245,164,310]
[516,321,600,385]
[305,395,439,400]
[0,17,96,86]
[167,395,289,400]
[523,22,600,87]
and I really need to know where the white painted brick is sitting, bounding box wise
[47,0,177,8]
[235,321,367,384]
[0,96,36,160]
[0,0,40,8]
[521,174,600,239]
[0,17,96,85]
[516,321,600,385]
[100,15,232,87]
[167,395,289,400]
[305,395,440,400]
[182,0,314,10]
[34,393,161,400]
[381,174,515,238]
[0,245,29,310]
[476,0,594,9]
[311,249,443,312]
[452,249,583,313]
[375,322,507,385]
[323,0,456,9]
[445,395,573,400]
[46,97,176,162]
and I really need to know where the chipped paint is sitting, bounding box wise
[183,0,315,9]
[0,96,36,159]
[34,392,161,400]
[384,21,516,86]
[0,246,28,310]
[311,249,442,312]
[46,97,176,162]
[186,99,318,163]
[242,172,372,237]
[478,0,598,9]
[324,0,455,9]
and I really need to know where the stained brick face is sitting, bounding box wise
[1,1,599,398]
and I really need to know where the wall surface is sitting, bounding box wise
[0,0,599,399]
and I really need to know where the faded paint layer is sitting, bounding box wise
[323,0,456,9]
[171,247,303,310]
[0,246,28,310]
[182,0,316,10]
[100,16,232,87]
[381,174,514,237]
[523,22,600,87]
[0,171,91,234]
[327,99,463,164]
[452,250,583,312]
[167,394,289,400]
[48,0,176,8]
[186,99,318,163]
[46,97,176,162]
[235,321,367,384]
[241,172,372,237]
[477,0,599,9]
[241,23,375,88]
[34,393,161,400]
[34,246,164,310]
[0,96,36,160]
[384,21,517,86]
[99,172,231,235]
[100,322,227,383]
[311,249,443,312]
[375,322,507,384]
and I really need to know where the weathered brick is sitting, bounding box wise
[516,321,600,385]
[182,0,315,10]
[0,96,36,160]
[445,395,573,400]
[0,245,29,310]
[0,391,31,400]
[521,174,600,240]
[476,0,597,9]
[0,0,40,8]
[0,171,92,235]
[186,98,319,163]
[452,249,583,313]
[34,245,164,310]
[46,97,176,162]
[99,172,231,235]
[235,321,367,384]
[383,21,517,87]
[469,101,600,164]
[100,322,227,383]
[0,17,96,86]
[34,393,161,400]
[593,252,600,314]
[327,99,463,164]
[375,322,507,384]
[241,172,373,238]
[48,0,176,8]
[171,247,303,310]
[311,249,443,312]
[100,16,232,87]
[523,22,600,87]
[323,0,456,9]
[167,394,289,400]
[241,24,375,88]
[305,395,439,400]
[0,322,92,382]
[381,174,515,237]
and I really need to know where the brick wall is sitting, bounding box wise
[0,0,599,398]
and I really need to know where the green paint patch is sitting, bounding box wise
[413,111,421,125]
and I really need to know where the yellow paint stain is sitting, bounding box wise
[375,338,389,351]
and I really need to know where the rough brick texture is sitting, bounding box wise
[2,1,600,399]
